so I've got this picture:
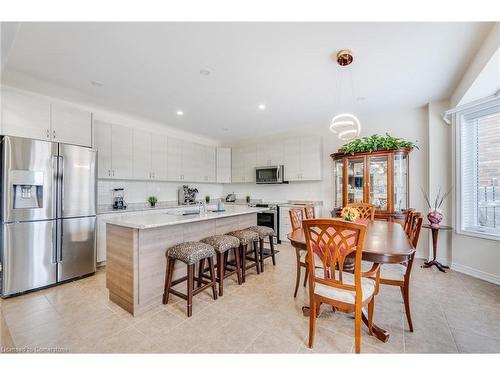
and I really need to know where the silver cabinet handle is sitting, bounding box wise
[53,130,56,139]
[47,129,50,139]
[108,170,111,177]
[112,170,115,177]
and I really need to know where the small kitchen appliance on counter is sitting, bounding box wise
[178,185,199,205]
[112,188,127,209]
[225,193,236,202]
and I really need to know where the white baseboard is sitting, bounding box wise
[451,262,500,286]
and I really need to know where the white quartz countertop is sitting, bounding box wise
[105,205,263,229]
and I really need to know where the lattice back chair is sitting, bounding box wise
[304,205,315,219]
[346,203,375,222]
[409,212,423,249]
[289,207,308,297]
[289,207,305,231]
[303,219,380,354]
[403,209,415,236]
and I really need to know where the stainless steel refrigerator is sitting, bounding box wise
[0,136,96,297]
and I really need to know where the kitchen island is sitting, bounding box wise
[105,205,262,316]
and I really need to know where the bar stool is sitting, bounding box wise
[247,225,276,272]
[163,241,218,317]
[226,229,260,283]
[200,235,242,296]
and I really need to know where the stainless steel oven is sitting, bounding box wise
[255,165,285,184]
[254,203,280,244]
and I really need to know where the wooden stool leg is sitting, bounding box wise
[259,238,265,272]
[218,252,225,297]
[269,235,276,266]
[233,247,242,285]
[253,240,260,274]
[208,256,218,300]
[240,244,247,283]
[187,264,194,317]
[197,258,205,288]
[163,258,175,304]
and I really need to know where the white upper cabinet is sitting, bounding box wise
[111,124,133,180]
[51,102,92,147]
[217,148,231,183]
[167,137,183,181]
[1,88,51,141]
[256,141,284,167]
[94,120,112,179]
[299,135,322,180]
[181,141,198,182]
[151,135,167,180]
[232,145,256,183]
[205,145,216,183]
[1,88,92,147]
[132,129,152,180]
[283,138,301,181]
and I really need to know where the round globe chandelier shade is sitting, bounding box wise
[329,113,361,141]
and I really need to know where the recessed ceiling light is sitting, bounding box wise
[258,104,266,110]
[200,69,211,76]
[90,80,103,87]
[176,110,184,116]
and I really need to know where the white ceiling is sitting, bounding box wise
[1,22,494,140]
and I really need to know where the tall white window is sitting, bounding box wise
[457,100,500,240]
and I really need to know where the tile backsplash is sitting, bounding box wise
[97,179,224,206]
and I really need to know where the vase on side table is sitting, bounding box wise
[427,210,443,229]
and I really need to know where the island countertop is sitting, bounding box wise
[105,205,263,230]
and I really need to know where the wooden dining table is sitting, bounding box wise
[287,220,415,343]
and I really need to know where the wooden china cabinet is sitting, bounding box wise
[331,148,412,221]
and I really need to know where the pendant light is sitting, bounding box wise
[329,50,361,141]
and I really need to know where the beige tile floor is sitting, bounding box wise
[1,242,500,354]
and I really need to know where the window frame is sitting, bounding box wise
[454,97,500,241]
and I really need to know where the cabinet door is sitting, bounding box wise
[111,124,133,179]
[132,129,152,180]
[300,135,322,180]
[182,141,198,182]
[205,146,216,182]
[1,88,51,141]
[151,134,167,180]
[94,120,112,178]
[283,138,301,181]
[243,145,257,182]
[167,137,183,181]
[346,157,365,204]
[51,103,92,147]
[367,154,389,211]
[231,147,244,183]
[216,147,231,183]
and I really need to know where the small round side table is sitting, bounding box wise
[421,224,452,273]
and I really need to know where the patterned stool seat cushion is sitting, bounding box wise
[226,229,259,245]
[200,235,240,253]
[167,241,216,265]
[248,225,275,239]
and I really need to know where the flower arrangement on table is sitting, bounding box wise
[341,206,360,222]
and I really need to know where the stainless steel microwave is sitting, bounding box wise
[255,165,285,184]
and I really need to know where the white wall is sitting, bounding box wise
[223,106,430,258]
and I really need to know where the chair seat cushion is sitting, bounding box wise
[167,241,216,265]
[248,225,275,239]
[227,229,259,245]
[201,235,240,253]
[313,270,375,304]
[299,251,324,268]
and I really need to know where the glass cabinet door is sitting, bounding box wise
[334,160,343,208]
[347,158,364,204]
[394,153,408,212]
[368,155,388,211]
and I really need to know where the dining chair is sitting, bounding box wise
[304,204,315,219]
[403,208,415,235]
[346,203,375,222]
[303,219,381,354]
[290,207,308,297]
[378,211,422,332]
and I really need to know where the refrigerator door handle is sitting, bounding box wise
[52,155,59,217]
[52,221,58,263]
[57,219,63,262]
[58,155,64,217]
